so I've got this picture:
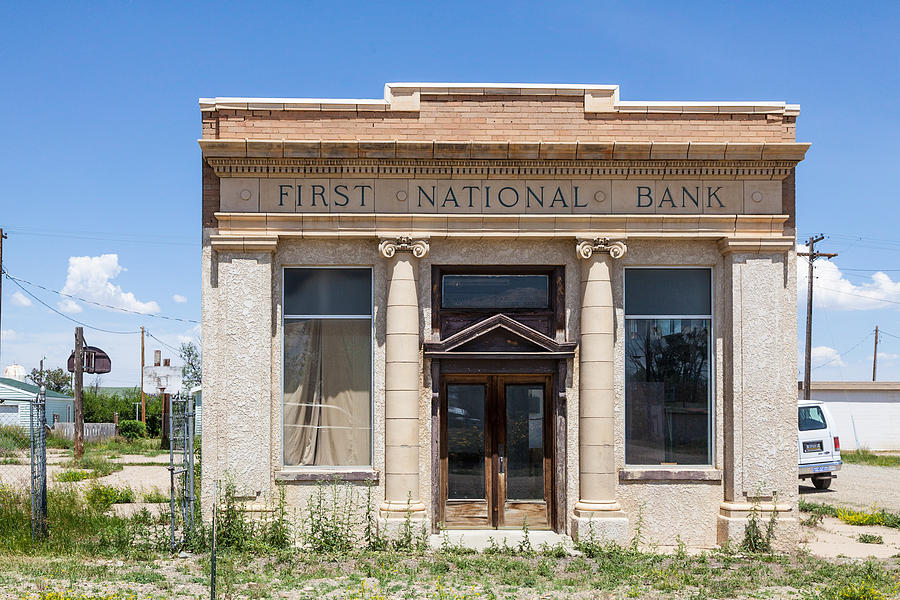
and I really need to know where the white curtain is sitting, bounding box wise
[283,319,371,466]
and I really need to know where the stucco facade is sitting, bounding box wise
[199,83,805,548]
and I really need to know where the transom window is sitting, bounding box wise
[282,267,372,467]
[624,268,713,466]
[433,267,564,339]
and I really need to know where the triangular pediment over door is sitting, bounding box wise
[424,313,575,359]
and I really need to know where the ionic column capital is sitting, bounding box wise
[379,237,430,259]
[576,238,627,260]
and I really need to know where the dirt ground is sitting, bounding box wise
[800,463,900,513]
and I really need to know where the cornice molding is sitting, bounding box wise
[200,140,810,166]
[204,156,803,180]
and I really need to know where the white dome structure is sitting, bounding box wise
[3,364,26,382]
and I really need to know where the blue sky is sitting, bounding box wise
[1,1,899,385]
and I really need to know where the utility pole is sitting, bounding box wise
[798,235,838,400]
[140,326,146,422]
[74,327,85,460]
[0,228,5,364]
[873,325,880,382]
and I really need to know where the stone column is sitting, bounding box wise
[379,237,429,526]
[573,239,629,541]
[717,243,798,549]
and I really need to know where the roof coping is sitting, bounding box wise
[199,83,801,116]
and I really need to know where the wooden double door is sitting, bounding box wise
[440,374,553,530]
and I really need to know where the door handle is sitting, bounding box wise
[499,443,505,474]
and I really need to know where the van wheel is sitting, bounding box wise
[812,476,832,490]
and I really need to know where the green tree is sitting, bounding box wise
[26,367,72,395]
[179,341,201,391]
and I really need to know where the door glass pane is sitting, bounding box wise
[442,275,549,309]
[505,384,544,500]
[447,384,486,500]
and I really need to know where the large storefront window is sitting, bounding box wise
[625,268,712,465]
[282,268,372,467]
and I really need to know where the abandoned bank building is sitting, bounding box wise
[199,83,806,548]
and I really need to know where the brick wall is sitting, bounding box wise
[203,96,796,143]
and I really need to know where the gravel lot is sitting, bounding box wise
[800,463,900,513]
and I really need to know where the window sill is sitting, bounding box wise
[275,469,379,483]
[619,468,722,482]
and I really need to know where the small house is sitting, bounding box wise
[0,377,74,429]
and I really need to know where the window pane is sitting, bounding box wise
[283,319,371,466]
[447,384,486,500]
[442,274,549,309]
[505,384,544,501]
[625,269,711,316]
[625,318,711,465]
[284,268,371,316]
[798,406,827,431]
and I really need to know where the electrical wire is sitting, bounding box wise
[146,330,184,355]
[3,270,199,324]
[811,330,874,371]
[5,274,141,335]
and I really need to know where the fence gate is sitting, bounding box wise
[30,388,47,539]
[168,393,196,550]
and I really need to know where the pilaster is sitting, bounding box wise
[718,248,798,549]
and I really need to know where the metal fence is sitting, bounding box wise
[0,399,38,491]
[30,389,47,539]
[169,393,196,551]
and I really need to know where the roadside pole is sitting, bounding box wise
[141,326,146,422]
[873,325,879,382]
[798,235,837,401]
[74,327,85,460]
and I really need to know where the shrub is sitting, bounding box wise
[142,489,168,504]
[858,533,884,544]
[56,470,91,482]
[118,420,146,440]
[86,483,134,511]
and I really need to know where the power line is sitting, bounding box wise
[813,283,900,307]
[3,270,199,324]
[145,330,183,355]
[5,275,141,335]
[811,330,874,371]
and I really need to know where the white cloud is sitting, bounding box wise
[58,254,160,315]
[797,244,900,310]
[877,352,899,361]
[172,294,187,304]
[0,329,16,341]
[10,291,32,307]
[811,345,845,368]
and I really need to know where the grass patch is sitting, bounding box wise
[63,454,122,478]
[21,593,137,600]
[842,449,900,468]
[0,486,169,557]
[799,499,900,529]
[858,533,884,544]
[86,484,135,511]
[0,425,30,457]
[56,470,91,483]
[142,489,168,504]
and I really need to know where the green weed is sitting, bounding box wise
[85,483,135,511]
[55,470,90,483]
[842,449,900,468]
[858,533,884,544]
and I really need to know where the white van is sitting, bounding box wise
[798,400,842,489]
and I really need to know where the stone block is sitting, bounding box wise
[743,180,782,214]
[220,178,259,212]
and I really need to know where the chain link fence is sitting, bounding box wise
[169,392,196,551]
[0,389,48,539]
[0,397,38,490]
